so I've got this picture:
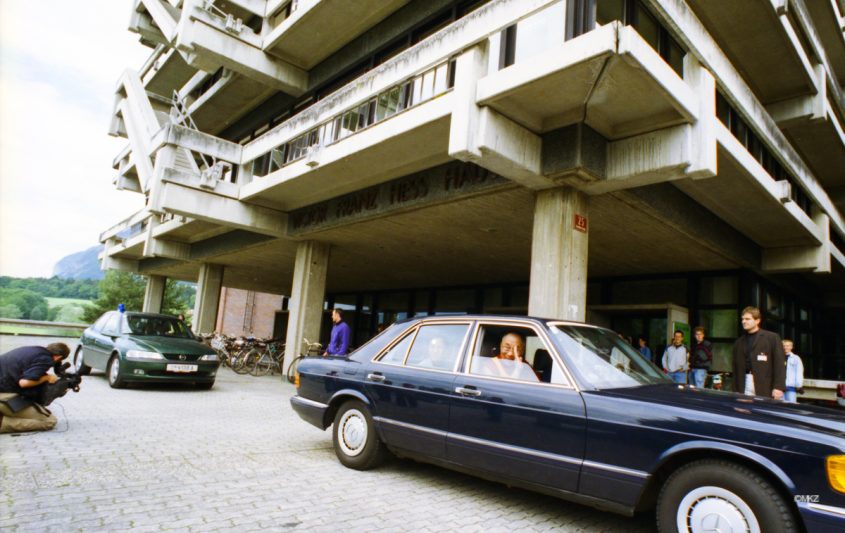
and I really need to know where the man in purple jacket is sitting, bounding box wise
[325,308,351,356]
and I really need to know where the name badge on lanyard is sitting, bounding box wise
[757,353,768,362]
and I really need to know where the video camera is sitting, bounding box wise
[35,361,82,407]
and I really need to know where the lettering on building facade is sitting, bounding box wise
[287,162,509,236]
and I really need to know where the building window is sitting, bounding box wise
[595,0,685,76]
[566,0,596,40]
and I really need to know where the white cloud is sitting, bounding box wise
[0,0,151,277]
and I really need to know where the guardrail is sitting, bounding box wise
[0,318,88,337]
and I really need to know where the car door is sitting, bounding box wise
[363,320,472,460]
[83,312,114,369]
[446,321,586,492]
[89,312,121,369]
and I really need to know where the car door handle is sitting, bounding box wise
[367,373,386,383]
[455,386,481,397]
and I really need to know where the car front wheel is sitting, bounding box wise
[107,355,127,389]
[332,400,385,470]
[657,459,796,533]
[73,346,91,375]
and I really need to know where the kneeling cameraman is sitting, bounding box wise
[0,343,71,434]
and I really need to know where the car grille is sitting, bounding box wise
[163,353,201,362]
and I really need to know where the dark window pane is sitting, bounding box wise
[596,0,625,25]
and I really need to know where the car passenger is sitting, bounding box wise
[418,337,453,370]
[474,332,538,381]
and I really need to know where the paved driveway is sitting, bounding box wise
[1,336,656,532]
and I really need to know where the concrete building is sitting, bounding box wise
[101,0,845,380]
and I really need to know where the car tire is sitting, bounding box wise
[73,346,91,376]
[332,400,385,471]
[107,355,127,389]
[657,459,797,533]
[196,381,214,390]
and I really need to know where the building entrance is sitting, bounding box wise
[588,304,690,365]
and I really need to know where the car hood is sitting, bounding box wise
[599,384,845,439]
[124,336,212,355]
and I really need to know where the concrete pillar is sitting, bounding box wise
[143,275,167,314]
[193,263,223,334]
[528,187,589,321]
[283,241,330,375]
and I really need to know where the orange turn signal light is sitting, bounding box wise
[827,455,845,494]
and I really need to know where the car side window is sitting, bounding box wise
[469,324,568,385]
[406,324,468,371]
[377,330,416,365]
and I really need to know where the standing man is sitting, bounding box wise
[783,339,804,403]
[325,308,351,356]
[0,343,70,433]
[732,306,785,400]
[690,326,713,388]
[662,330,689,384]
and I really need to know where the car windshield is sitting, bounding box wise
[125,316,193,338]
[549,324,670,389]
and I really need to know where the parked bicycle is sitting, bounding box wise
[286,338,323,384]
[245,338,285,376]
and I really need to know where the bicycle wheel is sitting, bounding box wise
[231,348,252,374]
[286,355,305,384]
[251,351,273,377]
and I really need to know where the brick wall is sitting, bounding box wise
[215,287,284,338]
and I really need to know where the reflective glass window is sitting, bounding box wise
[406,324,469,370]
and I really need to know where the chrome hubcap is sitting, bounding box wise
[338,409,367,457]
[678,486,760,533]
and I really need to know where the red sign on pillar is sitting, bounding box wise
[574,214,588,233]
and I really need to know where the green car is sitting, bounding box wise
[73,311,220,389]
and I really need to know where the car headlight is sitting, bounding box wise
[828,455,845,494]
[125,350,165,361]
[199,353,219,362]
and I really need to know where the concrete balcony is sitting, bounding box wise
[263,0,410,69]
[131,0,307,96]
[141,46,195,99]
[476,22,697,140]
[806,0,845,86]
[178,69,277,135]
[688,0,817,104]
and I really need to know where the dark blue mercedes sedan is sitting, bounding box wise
[290,316,845,533]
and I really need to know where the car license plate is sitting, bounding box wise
[166,364,198,373]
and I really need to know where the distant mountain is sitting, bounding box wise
[53,245,104,280]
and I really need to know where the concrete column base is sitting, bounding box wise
[528,187,589,321]
[283,241,331,375]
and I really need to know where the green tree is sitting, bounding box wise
[0,288,48,319]
[82,272,195,322]
[82,271,146,322]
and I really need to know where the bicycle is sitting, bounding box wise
[248,338,285,376]
[286,338,323,384]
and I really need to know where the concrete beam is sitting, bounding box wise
[143,275,167,313]
[762,210,832,273]
[283,241,330,375]
[528,188,589,321]
[151,124,243,164]
[616,182,762,269]
[193,263,223,334]
[154,177,287,237]
[767,64,827,127]
[176,4,308,95]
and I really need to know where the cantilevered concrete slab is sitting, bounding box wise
[476,23,698,139]
[263,0,410,69]
[674,127,825,249]
[240,95,454,210]
[687,0,816,104]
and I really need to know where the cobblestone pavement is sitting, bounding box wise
[1,336,657,532]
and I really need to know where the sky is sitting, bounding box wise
[0,0,150,277]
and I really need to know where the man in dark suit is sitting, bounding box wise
[732,306,785,400]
